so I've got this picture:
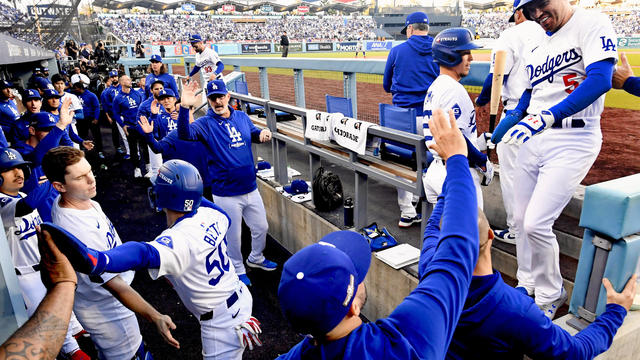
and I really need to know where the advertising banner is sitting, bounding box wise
[261,5,273,12]
[297,5,309,13]
[241,43,272,53]
[306,42,333,52]
[617,37,640,48]
[181,3,195,12]
[275,42,303,52]
[222,4,236,12]
[335,42,358,52]
[27,4,73,19]
[366,41,393,50]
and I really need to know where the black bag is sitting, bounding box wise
[312,167,344,212]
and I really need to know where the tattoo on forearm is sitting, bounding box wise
[0,310,68,360]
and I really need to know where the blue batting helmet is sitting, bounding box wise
[149,160,203,212]
[0,148,31,186]
[432,28,481,67]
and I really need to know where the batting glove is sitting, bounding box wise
[476,132,495,151]
[476,159,494,186]
[503,110,555,145]
[40,223,109,276]
[235,316,262,351]
[491,109,522,144]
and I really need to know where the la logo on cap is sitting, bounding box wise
[211,83,218,90]
[5,150,16,160]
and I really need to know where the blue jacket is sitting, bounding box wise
[178,106,262,197]
[278,155,479,359]
[144,73,179,99]
[383,35,440,112]
[419,196,627,360]
[0,98,20,139]
[149,111,177,140]
[77,89,100,121]
[137,97,165,126]
[112,89,144,127]
[100,84,119,116]
[624,76,640,97]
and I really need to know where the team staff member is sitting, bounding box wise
[280,31,289,57]
[277,108,479,359]
[423,28,493,209]
[475,0,545,244]
[12,89,42,144]
[419,190,635,359]
[177,80,277,286]
[145,55,178,99]
[612,53,639,96]
[188,34,224,82]
[102,70,128,157]
[137,80,166,179]
[43,147,177,359]
[382,11,439,228]
[0,80,19,145]
[139,89,178,181]
[113,75,147,178]
[47,159,263,359]
[42,89,92,150]
[71,78,104,157]
[52,74,84,145]
[493,0,618,319]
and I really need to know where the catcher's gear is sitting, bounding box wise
[503,110,555,145]
[491,109,523,144]
[0,148,31,185]
[432,28,481,67]
[40,222,109,276]
[476,159,495,186]
[149,159,203,212]
[235,316,262,351]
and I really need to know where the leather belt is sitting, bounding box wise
[552,119,585,129]
[200,290,239,321]
[15,264,40,276]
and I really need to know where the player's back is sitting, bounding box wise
[424,75,477,143]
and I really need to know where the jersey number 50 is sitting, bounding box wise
[205,239,230,286]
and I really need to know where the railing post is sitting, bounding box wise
[354,169,368,229]
[259,67,270,100]
[293,69,305,108]
[233,65,241,72]
[343,72,357,118]
[266,102,287,184]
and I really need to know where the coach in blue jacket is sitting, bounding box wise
[383,11,440,229]
[419,194,635,359]
[177,79,277,287]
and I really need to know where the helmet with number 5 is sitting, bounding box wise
[432,28,481,67]
[149,159,203,212]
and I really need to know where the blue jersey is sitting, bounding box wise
[41,111,81,146]
[278,155,479,359]
[112,89,144,127]
[148,111,177,140]
[100,84,120,116]
[137,97,164,125]
[624,76,640,97]
[419,193,626,360]
[76,89,100,121]
[0,98,20,137]
[178,106,261,196]
[144,73,178,99]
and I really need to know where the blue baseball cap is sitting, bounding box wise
[23,89,41,100]
[108,70,118,77]
[284,179,309,195]
[34,77,52,90]
[401,11,429,35]
[43,89,61,99]
[206,80,228,97]
[0,80,13,89]
[509,0,523,22]
[150,54,163,63]
[30,112,58,130]
[278,231,371,336]
[156,88,175,99]
[189,34,203,43]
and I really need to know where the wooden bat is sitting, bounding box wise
[488,49,507,158]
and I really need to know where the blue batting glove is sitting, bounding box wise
[491,109,522,144]
[503,110,555,145]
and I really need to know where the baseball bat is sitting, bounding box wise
[488,49,507,158]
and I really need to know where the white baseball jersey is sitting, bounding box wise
[423,74,479,156]
[52,197,142,360]
[524,7,617,121]
[195,46,222,80]
[148,205,237,317]
[0,192,42,268]
[60,91,83,125]
[491,21,546,109]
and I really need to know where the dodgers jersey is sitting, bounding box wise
[148,204,236,317]
[491,21,546,109]
[0,98,20,136]
[195,47,222,80]
[0,192,42,268]
[524,7,617,121]
[60,91,83,125]
[423,75,478,156]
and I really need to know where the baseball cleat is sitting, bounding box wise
[238,274,252,286]
[398,214,421,228]
[134,168,142,178]
[494,229,516,245]
[246,258,278,271]
[538,287,568,320]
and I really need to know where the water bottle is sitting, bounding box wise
[344,197,354,227]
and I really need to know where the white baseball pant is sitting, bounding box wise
[396,115,424,218]
[200,282,253,360]
[513,127,601,304]
[496,141,519,231]
[423,159,484,209]
[147,146,162,183]
[116,123,130,155]
[213,189,268,275]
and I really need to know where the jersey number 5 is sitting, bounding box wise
[563,73,580,94]
[205,239,230,286]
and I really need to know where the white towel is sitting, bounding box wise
[304,110,336,142]
[331,116,380,155]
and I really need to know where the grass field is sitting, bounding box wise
[220,48,640,110]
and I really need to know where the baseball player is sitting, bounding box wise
[144,55,179,99]
[52,74,84,144]
[0,80,19,145]
[0,128,89,359]
[12,89,42,144]
[420,191,635,358]
[491,0,618,319]
[137,80,166,179]
[277,109,479,359]
[612,53,640,96]
[475,1,545,244]
[354,31,366,59]
[71,78,104,158]
[42,146,178,359]
[176,80,277,286]
[113,74,147,178]
[423,28,494,209]
[45,159,263,359]
[383,11,440,228]
[139,88,178,182]
[41,89,93,150]
[101,70,127,156]
[188,34,224,82]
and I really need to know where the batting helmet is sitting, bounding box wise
[149,159,203,212]
[0,148,31,186]
[432,28,481,67]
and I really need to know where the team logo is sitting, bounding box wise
[225,123,244,147]
[158,172,173,184]
[184,199,194,211]
[156,235,173,249]
[452,104,462,119]
[340,117,349,125]
[5,150,16,160]
[342,274,355,306]
[526,49,583,86]
[600,36,616,52]
[0,197,11,207]
[353,122,362,130]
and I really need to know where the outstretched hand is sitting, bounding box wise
[37,226,77,289]
[150,99,160,115]
[57,98,74,129]
[428,109,467,160]
[153,313,180,349]
[612,53,633,89]
[138,116,154,134]
[180,79,200,108]
[603,275,637,311]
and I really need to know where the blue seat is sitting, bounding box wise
[233,80,263,114]
[378,103,418,170]
[325,94,353,117]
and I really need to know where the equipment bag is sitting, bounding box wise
[312,167,343,212]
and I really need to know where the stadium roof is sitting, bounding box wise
[92,0,367,12]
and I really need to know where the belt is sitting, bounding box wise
[552,119,585,129]
[200,290,240,321]
[15,264,41,276]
